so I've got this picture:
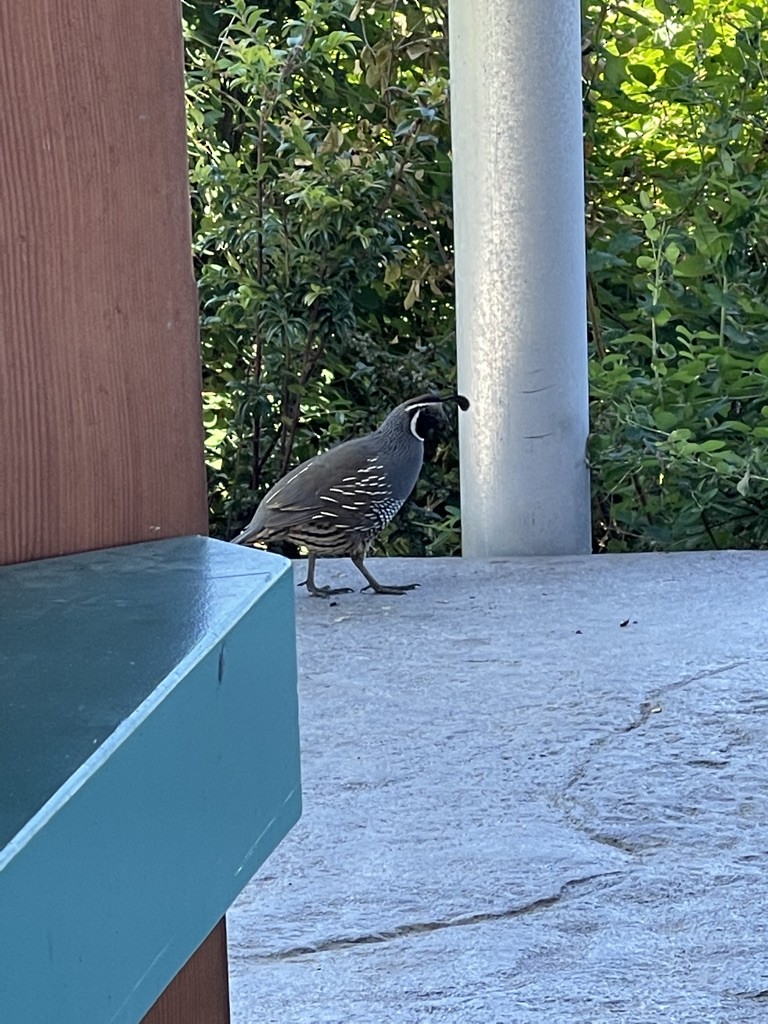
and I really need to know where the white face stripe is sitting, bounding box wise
[409,410,424,440]
[406,401,443,413]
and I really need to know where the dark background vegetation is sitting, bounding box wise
[185,0,768,553]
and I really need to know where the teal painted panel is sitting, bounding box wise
[0,538,301,1024]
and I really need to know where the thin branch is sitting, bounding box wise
[275,319,330,479]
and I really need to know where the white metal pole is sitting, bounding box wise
[450,0,592,556]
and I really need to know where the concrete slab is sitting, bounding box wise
[228,552,768,1023]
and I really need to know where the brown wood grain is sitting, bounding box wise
[0,3,229,1020]
[142,919,231,1024]
[0,0,208,565]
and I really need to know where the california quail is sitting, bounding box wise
[231,392,470,596]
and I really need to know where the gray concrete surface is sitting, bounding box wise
[228,552,768,1023]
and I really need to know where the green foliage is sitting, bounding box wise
[584,0,768,549]
[185,0,459,553]
[186,0,768,555]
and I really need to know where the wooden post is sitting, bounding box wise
[0,2,229,1020]
[142,922,231,1024]
[0,0,208,563]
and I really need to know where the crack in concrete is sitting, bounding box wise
[236,871,623,963]
[557,661,754,852]
[581,831,640,854]
[565,659,752,793]
[622,660,752,733]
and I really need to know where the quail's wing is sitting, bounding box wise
[259,454,327,520]
[255,436,381,530]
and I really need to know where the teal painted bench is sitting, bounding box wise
[0,537,301,1023]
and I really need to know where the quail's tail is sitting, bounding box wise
[231,522,261,546]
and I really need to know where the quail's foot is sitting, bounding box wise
[299,579,355,598]
[360,582,420,596]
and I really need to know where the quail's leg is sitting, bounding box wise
[352,555,420,596]
[299,553,354,597]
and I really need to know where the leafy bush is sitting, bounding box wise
[584,0,768,550]
[186,0,768,554]
[185,0,460,552]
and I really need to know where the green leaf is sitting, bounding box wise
[587,250,629,272]
[663,60,695,85]
[713,421,752,435]
[723,323,754,346]
[700,23,717,48]
[673,254,708,278]
[641,211,656,231]
[694,217,729,258]
[664,242,680,264]
[654,409,679,431]
[383,262,401,286]
[629,64,656,86]
[720,149,734,176]
[603,53,628,85]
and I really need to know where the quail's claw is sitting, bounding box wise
[360,582,420,596]
[299,578,354,598]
